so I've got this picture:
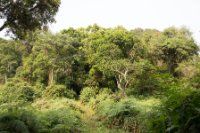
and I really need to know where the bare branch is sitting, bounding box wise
[111,65,124,75]
[29,3,39,12]
[0,22,7,31]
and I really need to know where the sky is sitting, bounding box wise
[50,0,200,44]
[1,0,200,43]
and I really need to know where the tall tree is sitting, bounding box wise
[17,31,77,87]
[0,0,60,39]
[106,59,134,97]
[105,26,134,57]
[160,27,199,75]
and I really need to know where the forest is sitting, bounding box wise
[0,25,200,133]
[0,0,200,133]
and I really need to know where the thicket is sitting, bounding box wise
[0,99,84,133]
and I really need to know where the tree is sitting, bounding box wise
[83,41,123,89]
[130,29,163,64]
[17,31,77,87]
[105,26,134,57]
[0,39,21,83]
[160,27,199,76]
[0,0,60,39]
[176,56,200,88]
[109,59,134,97]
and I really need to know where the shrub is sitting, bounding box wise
[38,108,82,133]
[80,87,98,103]
[0,109,39,133]
[33,98,83,133]
[95,96,162,133]
[0,81,35,104]
[88,88,112,109]
[43,84,76,99]
[190,76,200,89]
[33,83,45,98]
[97,99,140,132]
[165,89,200,133]
[148,88,200,133]
[147,110,167,133]
[0,105,83,133]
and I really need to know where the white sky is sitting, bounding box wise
[1,0,200,43]
[50,0,200,44]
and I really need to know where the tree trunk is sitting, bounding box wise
[116,75,127,98]
[167,49,176,76]
[48,68,54,87]
[168,57,175,76]
[116,75,123,90]
[4,74,7,84]
[121,87,127,98]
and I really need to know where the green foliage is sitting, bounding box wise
[89,43,123,65]
[88,88,112,109]
[0,109,39,133]
[0,0,61,38]
[148,88,200,133]
[97,98,140,132]
[92,95,161,132]
[165,89,200,133]
[105,26,134,57]
[0,40,21,83]
[128,72,176,96]
[0,25,199,133]
[43,84,76,99]
[80,87,98,103]
[0,80,35,104]
[147,110,167,133]
[38,108,82,133]
[33,98,83,133]
[160,27,198,75]
[80,87,112,105]
[176,56,200,88]
[0,98,84,133]
[130,60,156,95]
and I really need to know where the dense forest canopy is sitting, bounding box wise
[0,24,200,133]
[0,0,61,39]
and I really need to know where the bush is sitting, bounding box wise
[190,76,200,89]
[95,96,161,133]
[33,98,83,133]
[0,97,84,133]
[88,88,112,109]
[0,109,39,133]
[148,88,200,133]
[80,87,98,103]
[0,81,35,104]
[38,108,82,133]
[165,89,200,133]
[43,84,76,99]
[97,98,140,132]
[33,83,45,98]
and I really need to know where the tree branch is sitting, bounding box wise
[29,3,39,12]
[111,65,124,75]
[0,22,7,31]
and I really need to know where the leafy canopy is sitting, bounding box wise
[0,0,61,39]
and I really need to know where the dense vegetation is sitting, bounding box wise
[0,25,200,133]
[0,0,60,39]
